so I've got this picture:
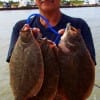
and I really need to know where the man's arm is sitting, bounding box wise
[80,19,96,65]
[6,20,25,62]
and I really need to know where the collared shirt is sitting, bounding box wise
[6,13,96,65]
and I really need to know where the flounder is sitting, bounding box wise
[9,25,44,100]
[55,23,95,100]
[37,38,59,100]
[28,38,60,100]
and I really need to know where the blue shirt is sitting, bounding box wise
[6,13,96,65]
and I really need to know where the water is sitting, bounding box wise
[0,7,100,100]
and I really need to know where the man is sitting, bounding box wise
[6,0,96,65]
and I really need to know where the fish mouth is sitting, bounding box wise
[40,0,54,3]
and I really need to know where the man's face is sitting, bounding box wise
[35,0,60,12]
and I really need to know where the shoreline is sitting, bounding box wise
[0,4,100,11]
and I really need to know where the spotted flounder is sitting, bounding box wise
[28,38,59,100]
[9,25,44,100]
[36,38,59,100]
[55,23,95,100]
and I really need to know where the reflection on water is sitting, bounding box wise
[0,7,100,100]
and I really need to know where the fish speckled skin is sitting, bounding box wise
[55,23,95,100]
[9,27,44,100]
[29,38,59,100]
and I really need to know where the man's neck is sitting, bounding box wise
[40,10,62,27]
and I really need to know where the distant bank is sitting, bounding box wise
[0,5,100,11]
